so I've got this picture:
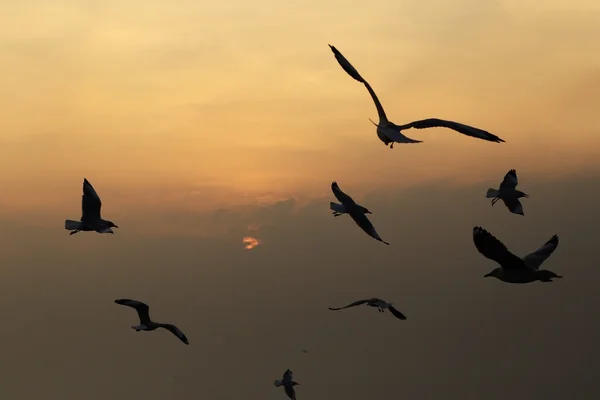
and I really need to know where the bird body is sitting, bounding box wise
[114,299,189,345]
[486,169,529,215]
[473,226,561,283]
[65,178,118,235]
[274,369,299,400]
[328,297,407,320]
[328,44,505,147]
[330,181,389,245]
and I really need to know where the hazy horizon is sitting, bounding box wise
[1,0,600,399]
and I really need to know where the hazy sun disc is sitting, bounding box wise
[242,236,260,250]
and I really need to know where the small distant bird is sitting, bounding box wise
[328,44,505,148]
[274,369,299,400]
[473,226,562,283]
[486,169,529,215]
[114,299,189,345]
[65,178,118,235]
[329,181,389,245]
[328,298,406,320]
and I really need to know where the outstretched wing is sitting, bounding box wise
[472,227,525,270]
[499,169,519,190]
[350,213,390,245]
[328,299,370,310]
[522,235,559,270]
[502,197,524,216]
[159,323,189,345]
[114,299,151,325]
[363,81,389,123]
[284,385,296,400]
[331,181,355,206]
[328,44,365,83]
[400,118,505,143]
[81,178,102,222]
[388,306,407,320]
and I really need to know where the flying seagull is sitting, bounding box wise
[330,181,389,245]
[485,169,529,215]
[473,226,561,283]
[328,298,406,320]
[328,44,505,148]
[65,178,118,235]
[274,369,299,400]
[114,299,189,345]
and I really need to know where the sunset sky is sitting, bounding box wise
[1,0,600,399]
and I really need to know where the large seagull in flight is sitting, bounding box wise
[328,44,505,148]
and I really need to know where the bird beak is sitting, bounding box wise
[114,225,119,228]
[523,193,529,198]
[484,272,492,278]
[368,118,378,127]
[367,211,372,214]
[491,198,499,205]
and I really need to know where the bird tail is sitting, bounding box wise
[486,188,499,198]
[274,380,283,387]
[330,202,346,214]
[65,220,83,231]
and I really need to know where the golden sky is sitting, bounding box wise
[1,1,600,398]
[1,0,599,219]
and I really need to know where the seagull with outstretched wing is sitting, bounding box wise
[485,169,529,215]
[473,226,561,283]
[114,299,189,345]
[65,178,119,235]
[329,181,389,245]
[328,44,505,148]
[329,297,407,320]
[274,369,299,400]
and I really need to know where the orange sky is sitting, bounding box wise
[2,2,600,399]
[0,0,599,218]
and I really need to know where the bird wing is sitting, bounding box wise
[159,323,189,345]
[521,235,559,270]
[328,44,365,83]
[499,169,519,190]
[81,178,102,222]
[363,81,389,123]
[331,181,355,205]
[114,299,152,325]
[502,197,524,215]
[328,299,370,310]
[388,306,407,320]
[400,118,505,143]
[349,213,390,245]
[472,227,526,270]
[284,385,296,400]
